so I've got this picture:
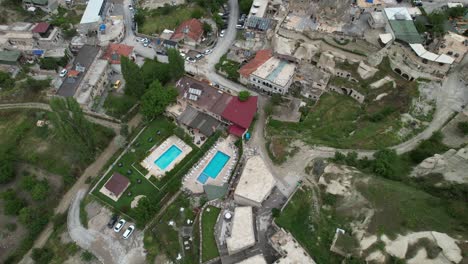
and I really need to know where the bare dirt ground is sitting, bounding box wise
[441,112,468,148]
[141,0,185,9]
[68,190,146,264]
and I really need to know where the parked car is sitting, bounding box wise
[128,4,133,10]
[186,57,196,63]
[114,219,126,232]
[236,24,244,29]
[107,215,118,228]
[219,30,225,37]
[143,42,149,47]
[195,53,204,60]
[180,52,186,58]
[122,225,135,239]
[59,69,68,77]
[204,49,212,55]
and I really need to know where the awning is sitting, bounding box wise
[228,124,246,137]
[409,43,455,65]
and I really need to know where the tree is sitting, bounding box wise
[133,197,158,226]
[32,248,54,264]
[167,49,185,80]
[141,81,178,120]
[1,189,26,216]
[81,251,95,262]
[238,90,251,101]
[203,22,212,33]
[372,149,403,180]
[49,97,97,163]
[191,8,203,19]
[428,11,447,37]
[141,59,171,86]
[0,145,15,184]
[23,77,51,93]
[213,13,224,29]
[19,206,50,236]
[121,56,146,98]
[415,20,427,33]
[447,6,467,18]
[239,0,253,14]
[457,121,468,135]
[0,71,15,90]
[31,180,49,201]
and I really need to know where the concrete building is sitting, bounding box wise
[250,57,296,95]
[368,11,386,29]
[239,49,272,85]
[75,59,109,108]
[98,16,126,46]
[0,50,21,66]
[0,23,34,51]
[357,0,385,12]
[23,0,58,12]
[101,43,134,73]
[237,254,268,264]
[226,207,256,255]
[100,172,130,201]
[297,65,330,100]
[234,155,276,207]
[271,229,316,264]
[32,22,63,50]
[438,32,468,64]
[79,0,106,34]
[248,0,269,18]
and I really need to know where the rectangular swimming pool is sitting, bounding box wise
[197,151,230,184]
[154,145,182,170]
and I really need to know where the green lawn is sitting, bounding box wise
[103,93,137,119]
[268,93,402,150]
[139,5,203,35]
[201,206,220,262]
[276,187,345,263]
[91,118,176,215]
[144,194,199,263]
[357,177,468,238]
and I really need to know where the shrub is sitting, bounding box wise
[409,132,448,164]
[238,91,251,102]
[457,121,468,135]
[81,251,95,262]
[32,248,54,264]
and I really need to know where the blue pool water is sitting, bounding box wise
[197,151,230,184]
[154,145,182,170]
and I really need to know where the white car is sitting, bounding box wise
[180,52,186,58]
[122,225,135,239]
[219,30,225,38]
[114,219,126,232]
[128,4,133,10]
[59,69,68,77]
[204,49,212,55]
[143,42,149,47]
[195,53,204,60]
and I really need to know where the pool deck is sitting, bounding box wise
[183,135,238,194]
[140,135,192,179]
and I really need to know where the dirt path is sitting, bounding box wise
[18,113,143,264]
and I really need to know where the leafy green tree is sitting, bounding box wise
[203,22,212,33]
[81,251,95,262]
[141,59,170,86]
[0,145,15,184]
[213,13,224,29]
[31,180,49,201]
[415,20,427,33]
[32,248,54,264]
[167,49,185,80]
[0,71,15,90]
[19,206,50,236]
[409,132,448,163]
[23,77,51,93]
[133,197,158,226]
[191,8,204,19]
[428,11,447,36]
[238,90,251,101]
[239,0,253,14]
[457,121,468,135]
[141,81,178,120]
[1,189,26,215]
[121,56,146,98]
[20,175,37,191]
[447,6,467,18]
[49,97,97,163]
[372,149,404,180]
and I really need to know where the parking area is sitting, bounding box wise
[68,190,145,264]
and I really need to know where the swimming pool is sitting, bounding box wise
[154,145,182,170]
[197,151,230,184]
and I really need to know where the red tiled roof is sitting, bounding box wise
[222,96,258,129]
[239,49,272,78]
[228,124,246,137]
[32,22,50,33]
[104,173,130,197]
[170,19,203,42]
[102,44,134,64]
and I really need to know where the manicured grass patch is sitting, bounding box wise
[139,5,203,35]
[91,118,176,216]
[276,187,345,263]
[103,93,137,119]
[144,194,198,263]
[201,206,220,262]
[356,176,468,238]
